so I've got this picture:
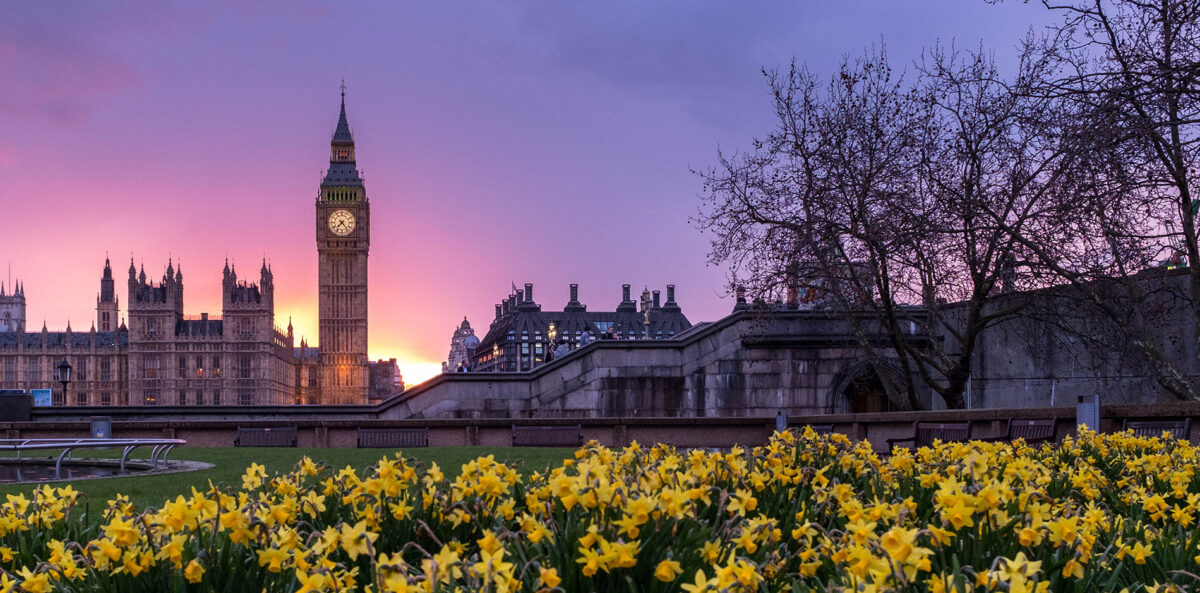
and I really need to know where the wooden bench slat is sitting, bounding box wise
[235,426,297,448]
[889,421,972,449]
[512,425,583,447]
[357,428,429,448]
[1123,418,1190,440]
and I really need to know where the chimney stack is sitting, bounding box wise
[662,284,681,312]
[524,283,534,303]
[516,289,524,305]
[652,290,661,309]
[495,304,502,319]
[733,285,749,312]
[617,283,637,313]
[565,283,586,312]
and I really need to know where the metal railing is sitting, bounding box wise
[0,438,185,479]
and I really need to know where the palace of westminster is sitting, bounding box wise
[0,92,390,407]
[0,92,693,408]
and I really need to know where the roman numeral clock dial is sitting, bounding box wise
[328,209,355,236]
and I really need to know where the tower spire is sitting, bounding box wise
[332,81,353,145]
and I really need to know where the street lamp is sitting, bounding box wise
[492,344,499,372]
[548,323,557,343]
[55,359,72,405]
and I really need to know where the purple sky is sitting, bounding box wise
[0,1,1056,383]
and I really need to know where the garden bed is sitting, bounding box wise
[0,431,1192,592]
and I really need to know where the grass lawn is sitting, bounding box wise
[0,446,575,511]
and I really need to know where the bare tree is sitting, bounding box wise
[697,45,1078,409]
[990,0,1200,399]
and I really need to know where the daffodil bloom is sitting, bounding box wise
[258,547,289,572]
[1117,541,1153,565]
[102,516,140,548]
[184,559,205,583]
[338,520,379,561]
[539,567,561,588]
[655,559,683,582]
[680,568,718,593]
[14,567,49,593]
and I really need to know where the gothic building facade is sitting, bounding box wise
[0,91,380,406]
[0,281,25,333]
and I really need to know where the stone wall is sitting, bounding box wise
[943,269,1200,409]
[379,311,924,419]
[20,402,1200,452]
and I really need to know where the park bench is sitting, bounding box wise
[980,418,1057,445]
[790,424,834,436]
[357,427,429,448]
[1122,418,1191,440]
[234,426,297,447]
[887,421,972,450]
[512,424,583,447]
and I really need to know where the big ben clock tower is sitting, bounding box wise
[316,86,370,404]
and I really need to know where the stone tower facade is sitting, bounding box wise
[0,279,25,333]
[316,89,370,404]
[96,258,119,332]
[443,317,479,373]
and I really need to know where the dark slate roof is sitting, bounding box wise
[0,330,127,349]
[321,161,363,187]
[176,319,223,337]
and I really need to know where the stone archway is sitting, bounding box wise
[830,360,903,414]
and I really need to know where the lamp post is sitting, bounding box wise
[493,344,499,372]
[55,359,72,406]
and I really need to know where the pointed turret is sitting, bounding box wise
[99,258,116,304]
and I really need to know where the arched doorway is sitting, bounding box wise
[845,371,894,414]
[830,360,902,414]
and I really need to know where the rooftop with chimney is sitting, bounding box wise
[471,282,690,372]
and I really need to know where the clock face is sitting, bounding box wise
[328,209,355,236]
